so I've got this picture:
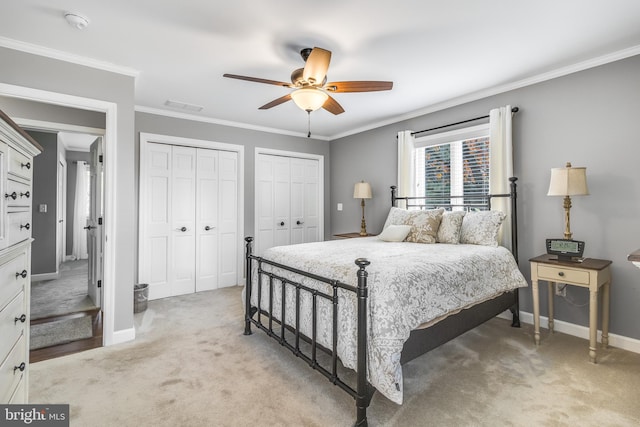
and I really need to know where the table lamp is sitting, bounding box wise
[353,181,372,236]
[547,162,589,239]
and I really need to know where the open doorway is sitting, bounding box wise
[26,129,105,361]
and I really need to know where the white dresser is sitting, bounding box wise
[0,109,41,404]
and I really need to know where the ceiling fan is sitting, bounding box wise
[223,47,393,116]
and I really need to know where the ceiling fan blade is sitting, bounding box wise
[325,81,393,93]
[223,74,292,88]
[259,94,292,110]
[303,47,331,85]
[322,95,345,115]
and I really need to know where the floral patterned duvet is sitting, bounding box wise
[250,237,528,404]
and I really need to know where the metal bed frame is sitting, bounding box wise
[244,177,520,427]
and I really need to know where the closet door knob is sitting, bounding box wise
[21,162,31,170]
[14,314,26,324]
[204,226,214,231]
[180,227,187,232]
[279,221,285,226]
[296,220,304,225]
[20,223,30,230]
[5,192,17,200]
[14,362,26,373]
[15,270,27,279]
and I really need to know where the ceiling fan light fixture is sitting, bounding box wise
[290,88,328,112]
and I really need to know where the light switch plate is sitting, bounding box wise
[337,203,343,211]
[39,204,47,213]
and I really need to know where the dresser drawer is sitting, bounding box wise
[0,292,26,361]
[0,335,26,403]
[5,180,31,208]
[8,375,25,404]
[8,148,32,181]
[7,212,31,246]
[0,252,27,311]
[537,264,590,285]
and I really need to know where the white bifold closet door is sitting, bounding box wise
[142,143,238,300]
[256,153,320,255]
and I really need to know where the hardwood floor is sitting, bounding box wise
[30,309,103,363]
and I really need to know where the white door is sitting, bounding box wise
[56,155,66,267]
[171,146,197,296]
[87,137,103,307]
[142,143,172,300]
[218,150,238,287]
[255,152,322,255]
[195,148,219,292]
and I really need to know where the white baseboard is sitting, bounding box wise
[107,327,135,346]
[31,271,60,282]
[498,310,640,355]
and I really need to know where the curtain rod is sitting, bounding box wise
[411,106,519,137]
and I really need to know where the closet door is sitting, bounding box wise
[218,151,238,287]
[273,156,291,248]
[195,148,218,292]
[171,146,197,296]
[256,154,275,255]
[303,158,320,243]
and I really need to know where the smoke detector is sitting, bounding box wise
[64,12,90,30]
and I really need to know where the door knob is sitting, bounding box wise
[296,220,304,225]
[205,226,214,231]
[180,227,187,232]
[279,221,285,226]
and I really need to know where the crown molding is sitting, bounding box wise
[135,105,329,141]
[329,44,640,141]
[0,36,139,77]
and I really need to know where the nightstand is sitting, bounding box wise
[333,232,375,239]
[530,254,612,363]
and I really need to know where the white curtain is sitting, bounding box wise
[397,130,415,207]
[72,161,89,260]
[489,105,514,250]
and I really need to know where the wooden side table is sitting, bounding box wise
[530,254,612,363]
[333,232,375,239]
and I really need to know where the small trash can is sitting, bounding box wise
[134,283,149,313]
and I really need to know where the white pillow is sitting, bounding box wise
[436,211,466,244]
[459,210,506,246]
[378,224,412,242]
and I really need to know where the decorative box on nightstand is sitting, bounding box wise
[529,254,612,363]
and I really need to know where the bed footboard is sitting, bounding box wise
[244,237,374,427]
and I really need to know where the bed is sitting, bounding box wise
[243,177,527,427]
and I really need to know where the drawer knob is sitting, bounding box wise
[14,314,26,324]
[5,192,17,200]
[21,162,31,170]
[558,271,565,277]
[14,362,26,373]
[20,191,30,198]
[16,270,27,279]
[20,223,30,230]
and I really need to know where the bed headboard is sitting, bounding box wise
[390,176,519,262]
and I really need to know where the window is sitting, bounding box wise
[414,124,490,210]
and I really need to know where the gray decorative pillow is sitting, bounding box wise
[459,210,506,246]
[436,211,466,244]
[404,208,444,244]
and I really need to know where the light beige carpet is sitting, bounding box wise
[30,286,640,427]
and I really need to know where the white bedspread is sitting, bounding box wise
[250,237,528,404]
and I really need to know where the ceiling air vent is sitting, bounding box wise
[164,100,204,112]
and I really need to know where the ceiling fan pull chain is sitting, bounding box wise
[307,110,311,138]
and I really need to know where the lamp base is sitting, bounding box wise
[360,199,367,236]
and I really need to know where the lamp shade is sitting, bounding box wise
[290,88,329,112]
[547,162,589,196]
[353,181,372,199]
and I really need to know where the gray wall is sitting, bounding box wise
[134,112,331,279]
[331,54,640,340]
[65,151,91,256]
[0,96,105,129]
[1,46,136,333]
[28,130,58,275]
